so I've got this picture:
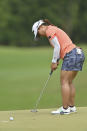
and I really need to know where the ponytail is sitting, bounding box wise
[43,19,54,26]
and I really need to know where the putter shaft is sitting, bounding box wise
[33,70,53,111]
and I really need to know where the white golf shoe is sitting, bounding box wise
[70,106,77,113]
[51,107,70,115]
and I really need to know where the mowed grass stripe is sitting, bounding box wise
[0,107,87,131]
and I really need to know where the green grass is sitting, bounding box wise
[0,108,87,131]
[0,45,87,111]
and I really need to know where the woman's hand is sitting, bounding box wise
[51,62,59,71]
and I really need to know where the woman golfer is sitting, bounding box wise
[32,19,85,115]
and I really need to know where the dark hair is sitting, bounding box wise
[42,19,54,26]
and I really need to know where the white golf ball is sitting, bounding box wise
[9,117,14,121]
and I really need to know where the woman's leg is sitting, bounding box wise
[69,72,78,106]
[60,70,78,108]
[69,83,76,106]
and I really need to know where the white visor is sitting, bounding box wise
[32,20,45,40]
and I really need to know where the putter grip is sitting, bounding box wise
[49,70,53,76]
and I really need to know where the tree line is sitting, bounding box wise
[0,0,87,46]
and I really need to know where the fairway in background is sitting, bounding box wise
[0,45,87,111]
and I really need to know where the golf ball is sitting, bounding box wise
[9,117,14,121]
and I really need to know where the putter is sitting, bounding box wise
[31,70,53,112]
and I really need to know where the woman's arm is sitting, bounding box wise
[49,36,60,71]
[49,36,60,63]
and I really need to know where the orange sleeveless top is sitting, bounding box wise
[46,25,76,59]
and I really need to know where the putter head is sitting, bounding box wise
[31,109,38,112]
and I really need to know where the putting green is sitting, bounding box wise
[0,107,87,131]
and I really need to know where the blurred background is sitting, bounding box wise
[0,0,87,110]
[0,0,87,47]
